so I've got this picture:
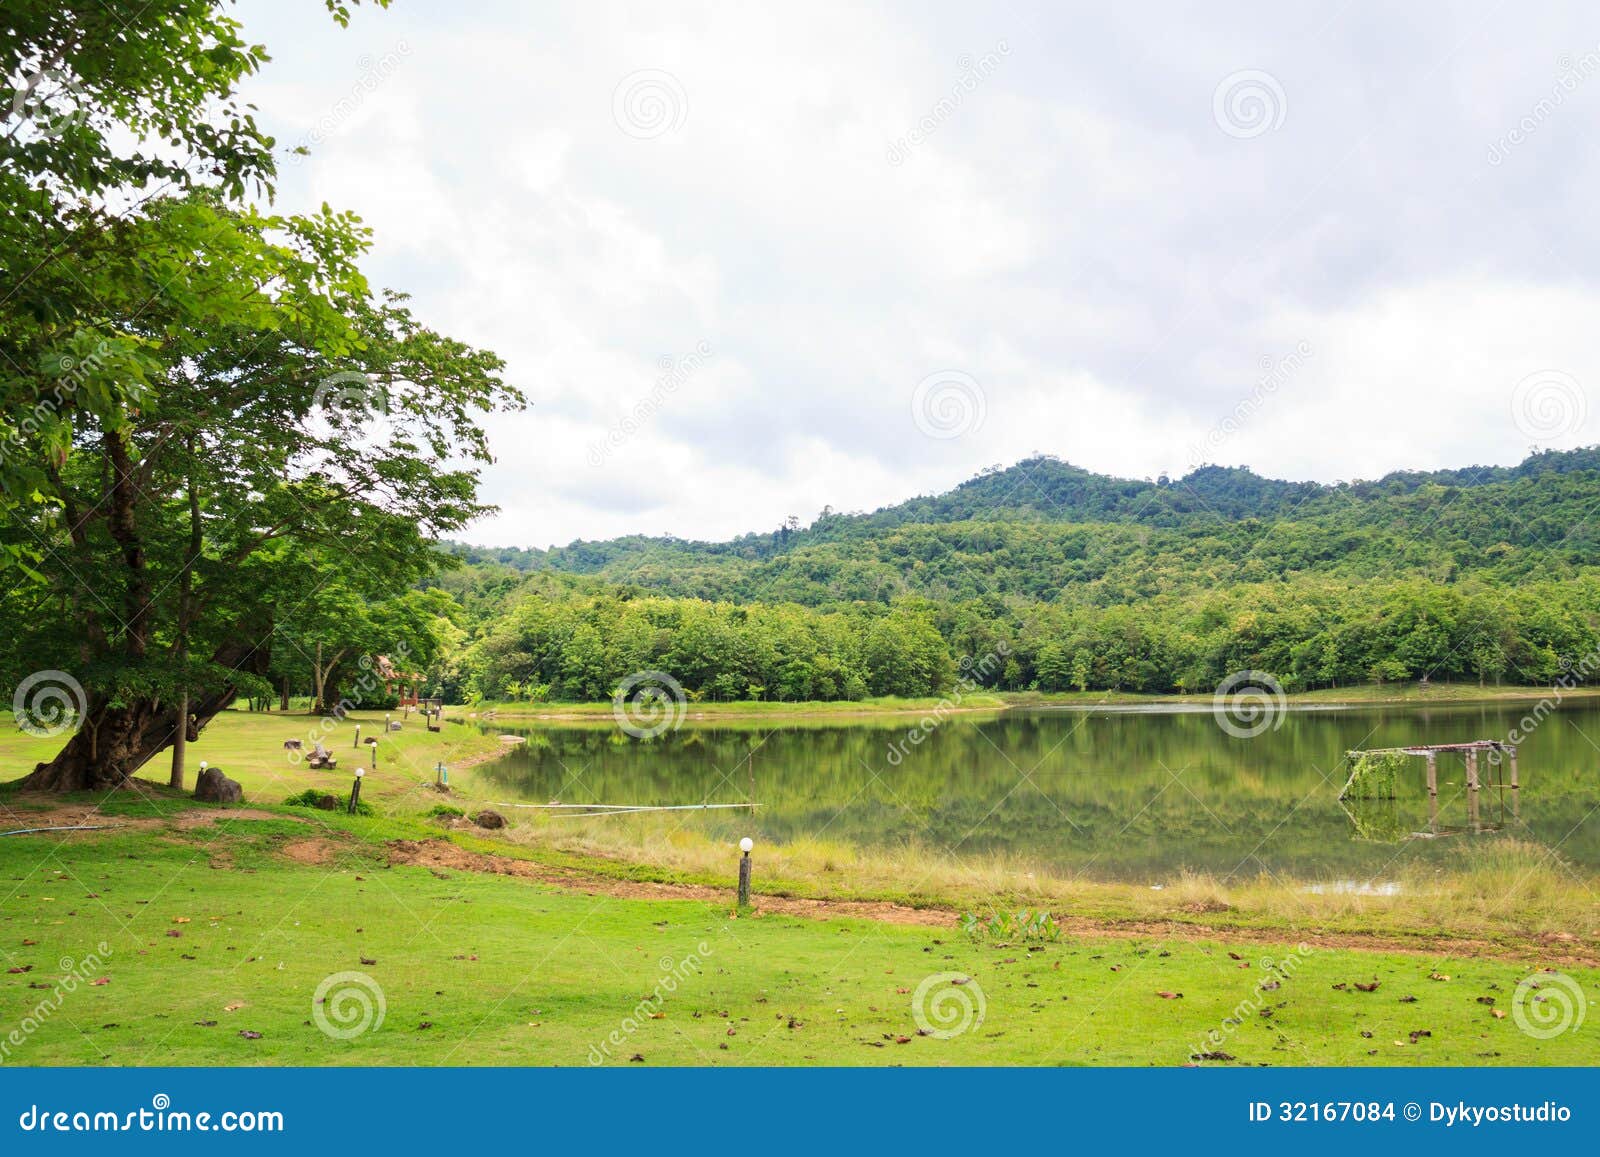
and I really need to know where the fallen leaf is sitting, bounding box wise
[223,1001,245,1012]
[360,956,377,966]
[237,1030,262,1040]
[1355,980,1380,992]
[1156,991,1183,999]
[1428,972,1450,982]
[6,966,32,974]
[172,917,190,924]
[194,1020,217,1027]
[89,977,109,986]
[1492,1009,1507,1019]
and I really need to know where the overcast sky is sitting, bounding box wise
[235,0,1600,548]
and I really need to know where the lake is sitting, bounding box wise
[472,701,1600,884]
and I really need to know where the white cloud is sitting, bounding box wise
[233,0,1600,547]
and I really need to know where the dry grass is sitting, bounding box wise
[494,815,1600,950]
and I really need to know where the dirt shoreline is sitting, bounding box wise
[468,686,1599,724]
[383,838,1600,967]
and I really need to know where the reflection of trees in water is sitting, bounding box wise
[475,705,1600,880]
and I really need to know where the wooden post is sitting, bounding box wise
[348,769,364,814]
[1508,748,1519,792]
[353,723,361,749]
[736,836,753,907]
[1424,751,1439,833]
[1465,750,1481,830]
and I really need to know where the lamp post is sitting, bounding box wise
[348,768,365,814]
[737,836,753,908]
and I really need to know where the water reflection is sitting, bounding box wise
[472,701,1600,883]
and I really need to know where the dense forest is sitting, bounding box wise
[423,450,1600,703]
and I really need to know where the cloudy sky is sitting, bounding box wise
[235,0,1600,548]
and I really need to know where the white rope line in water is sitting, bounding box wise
[0,824,118,837]
[487,801,754,816]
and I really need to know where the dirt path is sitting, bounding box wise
[382,838,1600,966]
[0,797,289,834]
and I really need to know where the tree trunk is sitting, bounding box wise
[169,689,189,790]
[170,444,201,792]
[20,637,268,793]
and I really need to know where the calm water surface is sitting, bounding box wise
[473,702,1600,883]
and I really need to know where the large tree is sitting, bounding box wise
[0,1,525,791]
[2,0,386,564]
[1,193,521,791]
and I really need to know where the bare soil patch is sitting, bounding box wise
[383,838,1600,965]
[281,838,344,866]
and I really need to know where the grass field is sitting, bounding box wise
[2,821,1594,1066]
[1,710,1596,1066]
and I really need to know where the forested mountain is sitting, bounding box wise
[429,449,1600,703]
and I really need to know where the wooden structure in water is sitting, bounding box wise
[1340,739,1518,837]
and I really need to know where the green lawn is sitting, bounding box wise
[1,821,1595,1066]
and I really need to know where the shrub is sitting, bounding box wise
[283,788,373,817]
